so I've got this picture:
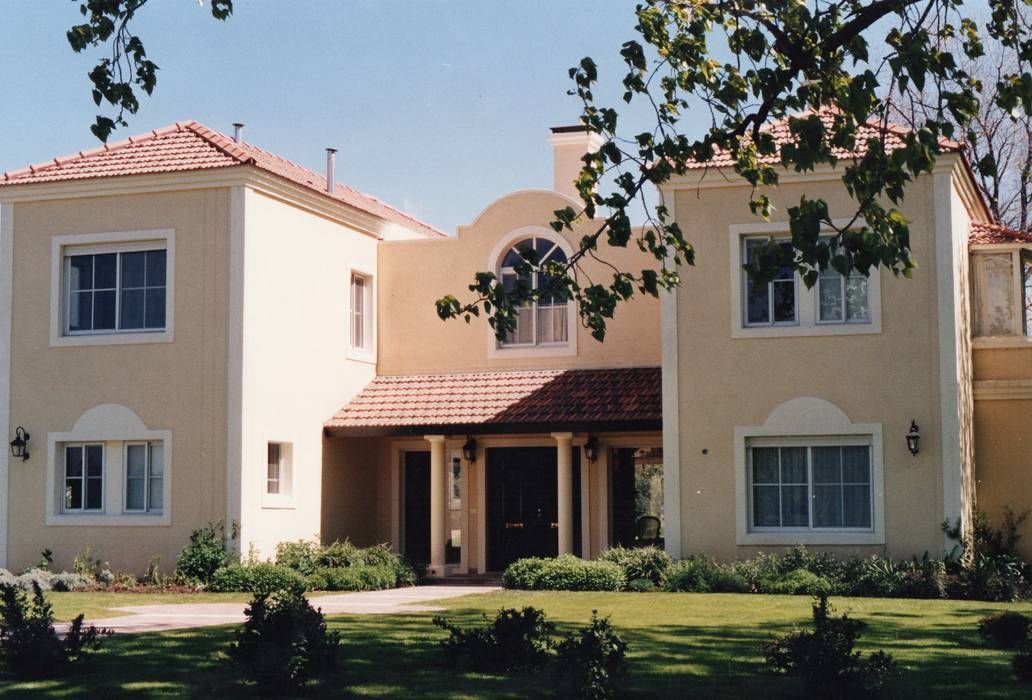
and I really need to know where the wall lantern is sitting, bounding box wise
[906,420,920,456]
[9,426,29,462]
[462,437,477,463]
[584,434,599,462]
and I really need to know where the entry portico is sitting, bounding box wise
[322,367,663,576]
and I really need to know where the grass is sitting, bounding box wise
[46,591,254,621]
[2,590,1031,698]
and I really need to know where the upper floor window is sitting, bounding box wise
[64,246,167,335]
[972,250,1032,338]
[744,239,797,326]
[499,237,568,347]
[349,271,373,353]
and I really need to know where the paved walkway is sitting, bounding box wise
[57,585,500,635]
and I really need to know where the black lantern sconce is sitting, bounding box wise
[906,420,920,456]
[9,427,29,462]
[584,434,599,462]
[462,436,477,463]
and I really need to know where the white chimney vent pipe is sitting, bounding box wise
[326,148,338,195]
[232,123,244,143]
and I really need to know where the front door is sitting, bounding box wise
[487,447,559,571]
[403,451,430,566]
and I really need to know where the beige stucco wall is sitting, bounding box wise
[234,190,379,559]
[5,189,231,573]
[321,435,383,546]
[377,190,661,375]
[667,169,967,561]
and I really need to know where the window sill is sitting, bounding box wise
[345,346,377,364]
[488,343,577,359]
[261,496,296,510]
[737,531,883,546]
[732,322,881,339]
[50,330,173,348]
[46,512,171,527]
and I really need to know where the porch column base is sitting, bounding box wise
[553,432,574,555]
[426,435,447,577]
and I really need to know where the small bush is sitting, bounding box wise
[760,569,832,596]
[274,540,322,576]
[306,565,395,592]
[176,522,233,584]
[209,563,308,594]
[502,556,625,592]
[227,584,340,694]
[0,582,108,679]
[666,557,749,593]
[433,607,554,672]
[553,611,628,700]
[765,593,896,696]
[598,546,671,587]
[978,611,1031,648]
[626,578,657,592]
[1014,650,1032,682]
[502,557,549,589]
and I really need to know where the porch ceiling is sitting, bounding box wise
[323,367,662,437]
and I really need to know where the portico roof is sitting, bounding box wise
[324,367,662,437]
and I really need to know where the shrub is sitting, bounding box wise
[665,557,717,592]
[433,607,554,672]
[553,611,628,700]
[176,522,233,584]
[598,546,671,587]
[760,569,832,597]
[0,582,108,679]
[277,540,414,588]
[275,540,322,576]
[1014,650,1032,682]
[978,611,1031,648]
[502,557,548,589]
[535,556,625,592]
[765,593,896,696]
[626,578,657,592]
[209,563,308,594]
[306,565,396,592]
[227,584,340,694]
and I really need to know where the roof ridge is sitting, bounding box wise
[179,122,255,164]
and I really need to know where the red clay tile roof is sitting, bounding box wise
[683,108,962,170]
[0,121,445,238]
[324,367,662,435]
[970,222,1032,245]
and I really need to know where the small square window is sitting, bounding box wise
[265,442,293,504]
[350,273,373,352]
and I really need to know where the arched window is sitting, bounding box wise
[498,236,569,346]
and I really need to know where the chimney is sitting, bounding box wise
[232,122,244,143]
[325,148,337,194]
[547,124,605,203]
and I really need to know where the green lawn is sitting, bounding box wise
[46,591,254,621]
[4,591,1032,698]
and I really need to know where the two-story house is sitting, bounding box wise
[1,112,1030,575]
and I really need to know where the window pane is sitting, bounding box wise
[126,444,146,478]
[780,447,807,483]
[65,479,82,510]
[69,291,92,332]
[149,476,164,512]
[845,274,869,321]
[812,447,841,484]
[94,253,117,289]
[746,275,770,324]
[549,246,567,264]
[86,477,103,510]
[65,446,83,478]
[68,255,93,292]
[120,288,145,329]
[267,444,281,494]
[818,273,844,322]
[146,250,166,286]
[512,306,534,344]
[772,280,796,322]
[126,477,145,510]
[842,446,870,483]
[93,289,116,330]
[149,444,164,477]
[535,237,555,259]
[752,447,779,483]
[843,485,871,527]
[145,288,166,329]
[781,485,809,526]
[813,484,843,527]
[974,253,1016,336]
[86,445,104,477]
[753,485,780,527]
[121,251,146,288]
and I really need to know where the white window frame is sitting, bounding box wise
[346,269,375,362]
[61,443,106,513]
[46,404,172,526]
[123,441,164,514]
[747,439,874,533]
[734,397,885,545]
[262,441,294,509]
[50,229,175,347]
[742,237,799,328]
[729,221,881,338]
[486,226,578,359]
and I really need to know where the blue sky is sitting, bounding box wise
[2,0,667,233]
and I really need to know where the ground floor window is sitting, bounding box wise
[125,442,164,513]
[611,447,664,548]
[265,442,294,505]
[64,443,104,512]
[748,442,872,531]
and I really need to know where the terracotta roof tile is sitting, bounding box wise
[1,121,445,239]
[325,367,662,433]
[970,222,1032,245]
[684,108,962,170]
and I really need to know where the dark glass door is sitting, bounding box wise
[403,451,430,566]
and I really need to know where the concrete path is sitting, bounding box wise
[57,585,500,635]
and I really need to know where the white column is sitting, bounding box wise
[425,435,447,576]
[552,432,574,555]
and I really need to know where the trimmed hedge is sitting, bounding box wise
[305,565,397,592]
[503,555,626,592]
[597,547,671,587]
[209,563,307,594]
